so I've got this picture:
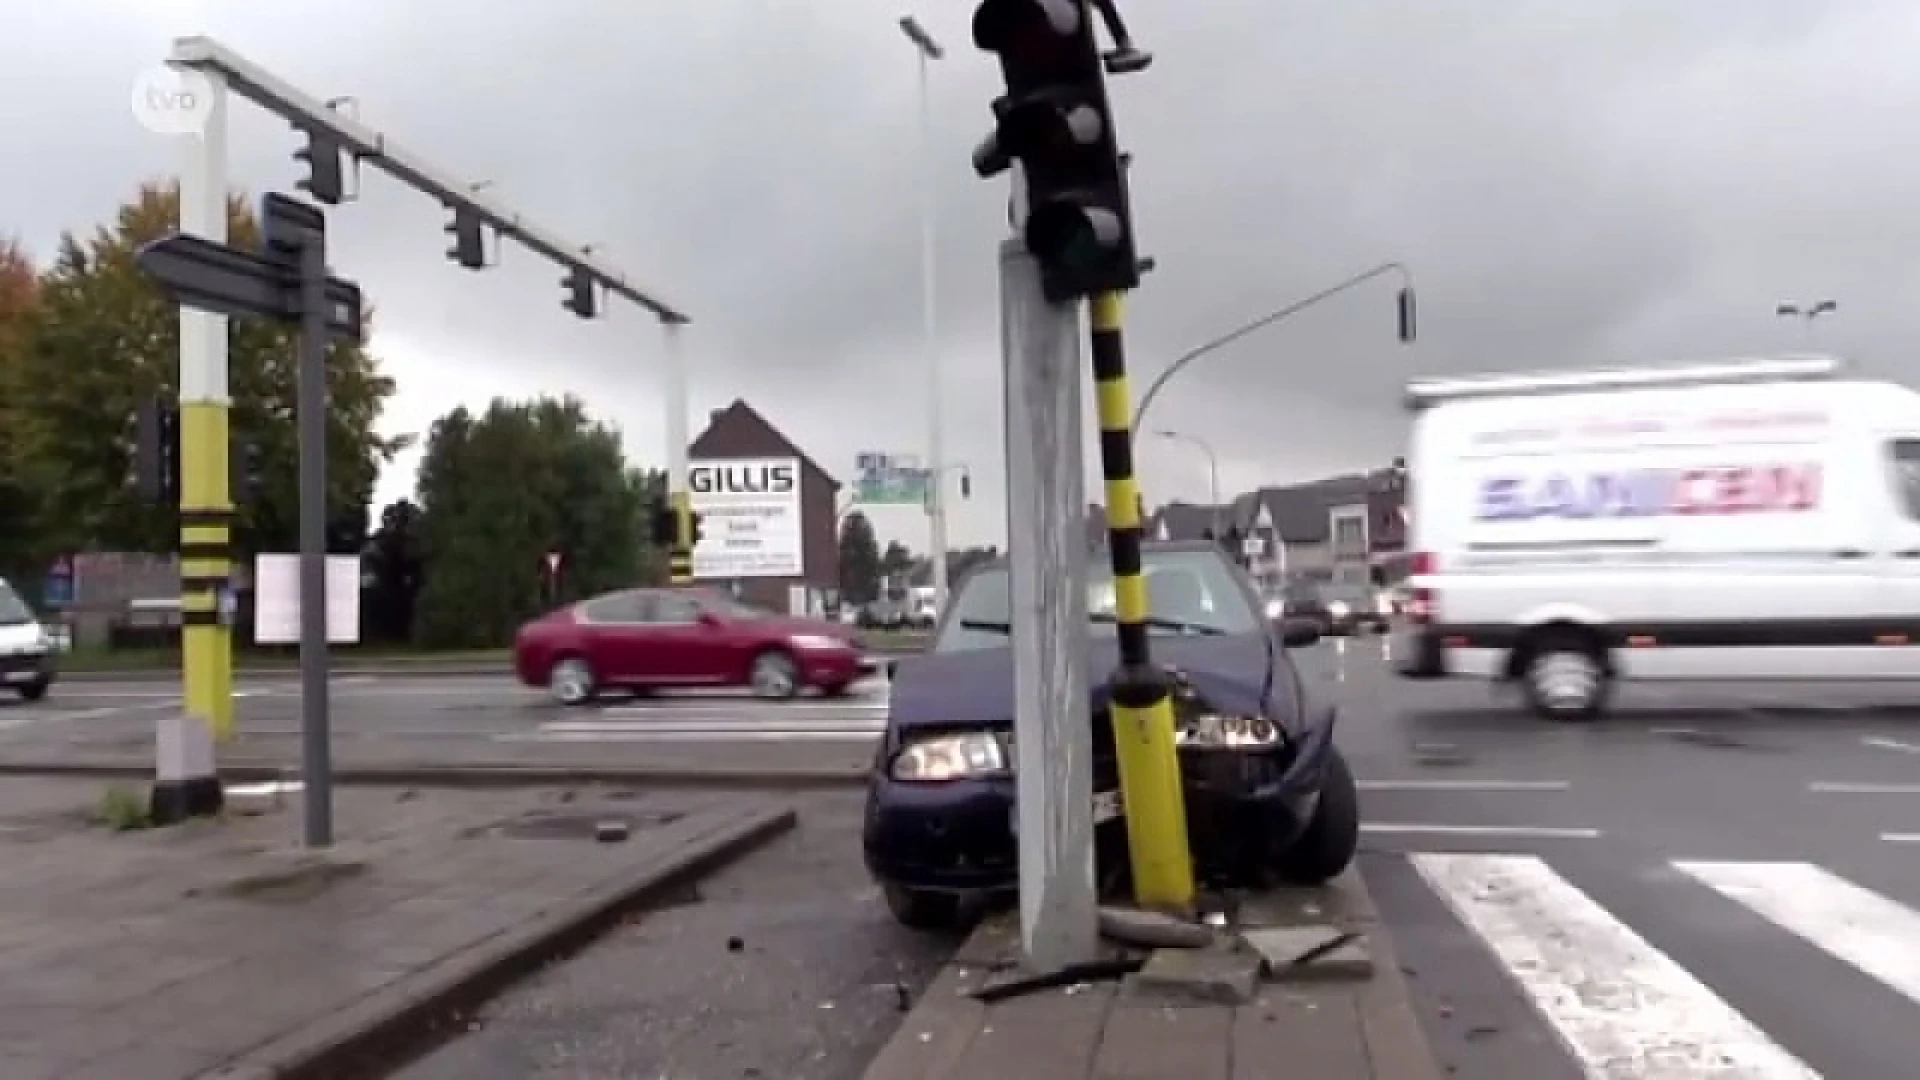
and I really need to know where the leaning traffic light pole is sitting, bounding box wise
[974,0,1196,917]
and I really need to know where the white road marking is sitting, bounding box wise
[1863,736,1920,755]
[1675,860,1920,1008]
[1411,852,1818,1080]
[1362,823,1600,839]
[497,729,881,743]
[1880,834,1920,844]
[1807,782,1920,795]
[1359,780,1569,792]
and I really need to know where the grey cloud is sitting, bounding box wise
[4,0,1918,551]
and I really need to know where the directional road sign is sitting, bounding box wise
[135,233,364,343]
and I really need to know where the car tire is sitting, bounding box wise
[1274,746,1360,886]
[882,882,964,932]
[14,678,49,702]
[749,649,799,699]
[1521,637,1610,723]
[548,655,598,707]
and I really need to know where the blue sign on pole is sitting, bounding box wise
[42,554,75,610]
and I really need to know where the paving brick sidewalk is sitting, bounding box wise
[862,869,1440,1080]
[0,777,792,1079]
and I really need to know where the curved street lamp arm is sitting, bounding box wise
[1131,262,1412,432]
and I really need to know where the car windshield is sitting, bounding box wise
[935,547,1261,653]
[0,580,34,626]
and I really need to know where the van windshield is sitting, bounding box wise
[0,581,34,626]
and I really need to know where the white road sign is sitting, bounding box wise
[689,456,804,579]
[252,554,362,644]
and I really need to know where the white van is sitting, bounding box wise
[1390,354,1920,720]
[0,576,55,701]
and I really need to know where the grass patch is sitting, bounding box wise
[59,646,510,673]
[95,783,152,831]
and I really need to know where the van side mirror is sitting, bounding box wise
[1276,616,1322,648]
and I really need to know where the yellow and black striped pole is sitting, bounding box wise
[177,404,235,746]
[1088,289,1196,913]
[669,493,694,586]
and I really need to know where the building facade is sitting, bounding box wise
[687,400,840,615]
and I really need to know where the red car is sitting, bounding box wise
[514,587,872,705]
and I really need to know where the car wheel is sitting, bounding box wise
[749,650,799,699]
[14,678,48,702]
[1522,638,1609,722]
[1274,745,1360,886]
[881,882,964,931]
[548,655,598,706]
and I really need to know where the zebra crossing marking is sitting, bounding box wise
[1674,860,1920,1007]
[1410,852,1819,1079]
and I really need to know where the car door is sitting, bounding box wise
[638,593,733,685]
[578,591,656,683]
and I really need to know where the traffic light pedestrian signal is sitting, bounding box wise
[650,506,676,547]
[972,0,1145,302]
[689,511,705,546]
[133,396,180,502]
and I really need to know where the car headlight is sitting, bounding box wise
[1327,601,1350,618]
[788,634,849,651]
[890,732,1008,781]
[1176,713,1280,749]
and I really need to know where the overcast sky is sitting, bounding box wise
[5,0,1918,552]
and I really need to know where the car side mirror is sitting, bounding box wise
[1276,616,1322,648]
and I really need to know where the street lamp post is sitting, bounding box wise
[1152,430,1222,536]
[1132,262,1417,434]
[899,14,950,615]
[1776,300,1837,342]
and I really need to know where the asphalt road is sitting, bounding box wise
[384,790,957,1080]
[14,637,1920,1075]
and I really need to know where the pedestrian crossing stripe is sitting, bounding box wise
[1411,853,1920,1079]
[497,712,888,743]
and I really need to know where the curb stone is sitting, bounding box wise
[202,800,797,1080]
[0,760,869,789]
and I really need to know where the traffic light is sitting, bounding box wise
[972,0,1146,302]
[689,511,705,546]
[133,396,180,502]
[445,207,485,270]
[561,266,597,318]
[293,129,346,205]
[230,436,264,505]
[649,506,676,547]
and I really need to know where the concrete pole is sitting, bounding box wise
[296,231,333,848]
[915,43,949,613]
[664,319,693,584]
[154,72,229,825]
[1002,238,1098,972]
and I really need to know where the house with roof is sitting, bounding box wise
[688,399,841,615]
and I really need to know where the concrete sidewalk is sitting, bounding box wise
[862,869,1440,1080]
[0,777,793,1079]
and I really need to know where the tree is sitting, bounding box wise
[879,540,915,597]
[412,395,655,649]
[0,236,41,587]
[363,498,425,644]
[837,511,882,605]
[10,181,404,563]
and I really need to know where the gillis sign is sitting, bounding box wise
[687,457,803,579]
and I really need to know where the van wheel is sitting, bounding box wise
[15,678,49,702]
[1521,639,1609,722]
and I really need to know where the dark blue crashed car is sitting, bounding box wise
[862,541,1359,930]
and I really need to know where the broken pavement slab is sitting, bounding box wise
[1243,925,1375,982]
[1126,944,1263,1005]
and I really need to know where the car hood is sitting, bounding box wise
[888,633,1279,730]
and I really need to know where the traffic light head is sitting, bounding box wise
[445,208,485,270]
[650,506,676,547]
[973,0,1140,302]
[689,511,705,546]
[561,267,597,318]
[293,130,346,205]
[132,396,180,502]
